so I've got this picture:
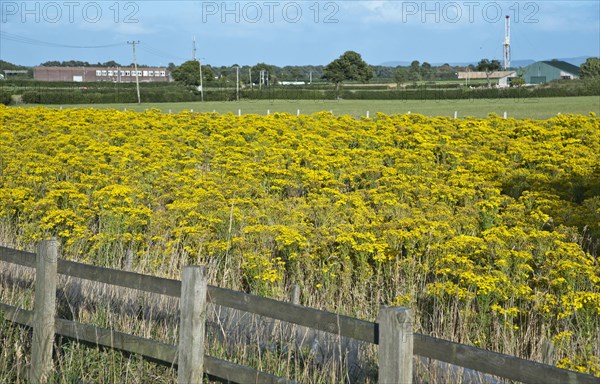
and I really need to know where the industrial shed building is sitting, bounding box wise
[34,66,171,83]
[522,61,580,84]
[457,71,517,87]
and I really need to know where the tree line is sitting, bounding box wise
[171,54,478,88]
[38,60,157,68]
[3,55,599,89]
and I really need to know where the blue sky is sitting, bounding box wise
[1,1,598,67]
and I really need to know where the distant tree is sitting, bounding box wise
[102,60,121,67]
[41,60,61,67]
[477,58,501,87]
[0,60,31,79]
[323,51,373,91]
[207,63,324,86]
[65,60,90,67]
[580,57,600,78]
[511,77,525,87]
[437,63,457,81]
[408,60,421,82]
[281,65,304,81]
[172,60,214,87]
[372,65,396,79]
[252,62,276,86]
[252,63,275,72]
[227,64,246,85]
[202,65,215,83]
[0,60,28,71]
[41,60,92,67]
[420,62,433,81]
[394,67,408,88]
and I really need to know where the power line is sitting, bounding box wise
[138,44,187,62]
[2,31,191,64]
[0,31,125,49]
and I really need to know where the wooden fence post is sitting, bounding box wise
[124,249,133,271]
[31,238,59,384]
[291,284,300,306]
[177,266,207,384]
[290,284,307,346]
[542,341,555,365]
[378,306,413,384]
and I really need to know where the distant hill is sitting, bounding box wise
[549,56,592,67]
[0,60,30,71]
[380,56,593,68]
[0,60,31,79]
[510,59,536,68]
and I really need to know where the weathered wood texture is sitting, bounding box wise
[30,239,58,384]
[0,248,377,342]
[177,266,207,384]
[378,306,413,384]
[204,356,297,384]
[0,303,297,384]
[208,285,377,343]
[0,302,32,326]
[57,258,181,297]
[0,246,36,267]
[413,334,600,384]
[2,246,599,384]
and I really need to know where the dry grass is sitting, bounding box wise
[0,252,379,383]
[0,248,532,384]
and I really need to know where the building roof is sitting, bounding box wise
[457,71,516,80]
[540,60,580,75]
[34,66,167,70]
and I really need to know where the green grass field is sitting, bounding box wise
[33,95,600,119]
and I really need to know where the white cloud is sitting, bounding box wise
[342,0,599,33]
[342,1,503,31]
[532,2,600,33]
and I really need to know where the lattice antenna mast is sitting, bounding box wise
[503,15,511,70]
[192,36,197,61]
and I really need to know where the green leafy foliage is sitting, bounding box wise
[323,51,373,89]
[171,60,214,87]
[580,57,600,79]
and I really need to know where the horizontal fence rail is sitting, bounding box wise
[0,303,295,384]
[0,246,377,343]
[413,334,599,384]
[1,245,599,384]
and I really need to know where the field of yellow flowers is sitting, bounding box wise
[1,106,599,375]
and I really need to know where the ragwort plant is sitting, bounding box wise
[0,105,598,379]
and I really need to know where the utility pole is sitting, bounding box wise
[198,59,204,102]
[128,40,141,103]
[259,70,269,89]
[249,67,252,89]
[193,37,204,102]
[234,65,240,101]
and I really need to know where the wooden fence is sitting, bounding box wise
[0,241,598,384]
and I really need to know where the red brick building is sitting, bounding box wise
[33,66,171,83]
